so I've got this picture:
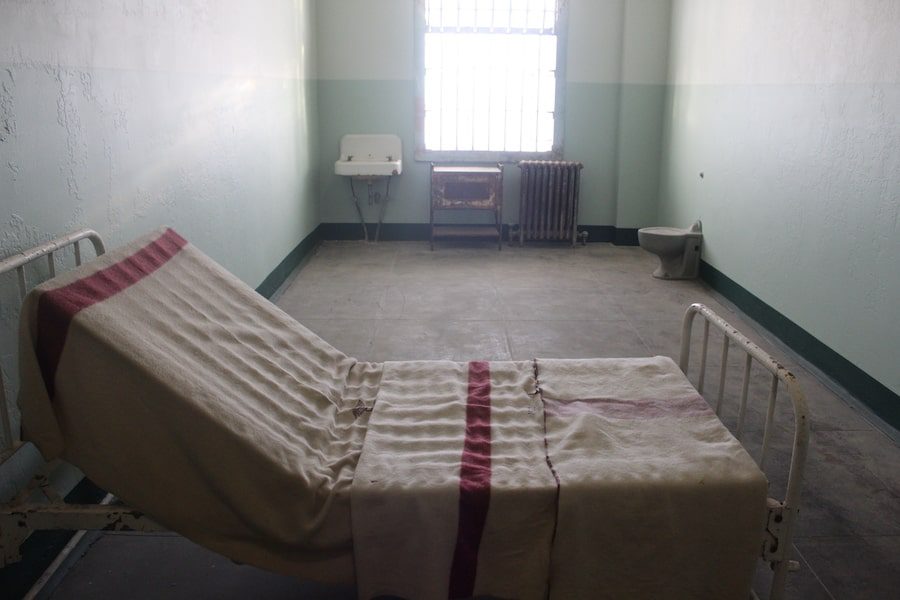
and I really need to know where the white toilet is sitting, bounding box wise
[637,220,703,279]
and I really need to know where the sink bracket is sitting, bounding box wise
[348,176,394,243]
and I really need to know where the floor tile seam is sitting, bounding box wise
[498,317,641,323]
[614,314,654,356]
[288,278,394,286]
[370,317,634,323]
[808,425,881,433]
[617,311,660,350]
[795,534,900,540]
[788,543,838,600]
[98,531,179,538]
[873,484,900,501]
[371,317,511,324]
[301,317,378,322]
[813,427,900,446]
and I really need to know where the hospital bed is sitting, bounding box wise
[0,228,809,599]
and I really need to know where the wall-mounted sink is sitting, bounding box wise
[334,134,403,177]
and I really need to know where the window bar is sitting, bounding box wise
[487,35,494,150]
[47,251,55,278]
[455,30,461,151]
[503,33,511,152]
[535,20,543,151]
[519,58,526,151]
[438,36,444,151]
[736,354,753,439]
[715,336,730,416]
[759,374,779,468]
[697,319,710,394]
[74,240,82,266]
[518,0,529,151]
[471,54,477,151]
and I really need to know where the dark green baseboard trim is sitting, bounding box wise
[319,223,640,245]
[576,225,615,243]
[318,222,432,241]
[613,228,640,246]
[255,227,323,299]
[0,478,106,599]
[700,260,900,431]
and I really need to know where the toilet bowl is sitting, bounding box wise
[637,220,703,280]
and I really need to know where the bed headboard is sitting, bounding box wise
[0,229,105,454]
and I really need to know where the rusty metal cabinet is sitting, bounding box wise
[430,164,503,250]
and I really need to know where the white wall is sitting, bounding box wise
[0,0,320,446]
[659,0,900,395]
[315,0,414,81]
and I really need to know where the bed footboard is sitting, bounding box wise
[680,303,810,600]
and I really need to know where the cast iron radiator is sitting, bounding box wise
[516,160,584,245]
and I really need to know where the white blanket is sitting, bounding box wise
[538,357,768,600]
[351,360,558,600]
[18,228,378,582]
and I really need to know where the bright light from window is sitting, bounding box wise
[423,0,559,154]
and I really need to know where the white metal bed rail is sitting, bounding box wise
[679,303,810,600]
[0,229,162,575]
[0,229,106,453]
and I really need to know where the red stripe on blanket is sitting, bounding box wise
[543,394,714,419]
[448,360,492,599]
[36,229,188,398]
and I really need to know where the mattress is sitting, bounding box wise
[18,228,377,581]
[18,228,767,598]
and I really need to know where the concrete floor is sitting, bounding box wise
[43,241,900,599]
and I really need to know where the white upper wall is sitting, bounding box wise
[620,0,671,85]
[315,0,414,80]
[668,0,900,85]
[2,1,310,79]
[565,0,625,84]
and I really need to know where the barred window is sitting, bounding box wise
[415,0,565,161]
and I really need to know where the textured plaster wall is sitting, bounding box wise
[315,0,671,229]
[0,0,320,445]
[659,0,900,395]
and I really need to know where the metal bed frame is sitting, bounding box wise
[680,303,810,600]
[0,230,162,579]
[0,230,809,599]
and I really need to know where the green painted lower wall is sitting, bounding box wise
[700,260,900,431]
[659,82,900,398]
[317,79,666,231]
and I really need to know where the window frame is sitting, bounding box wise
[413,0,568,163]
